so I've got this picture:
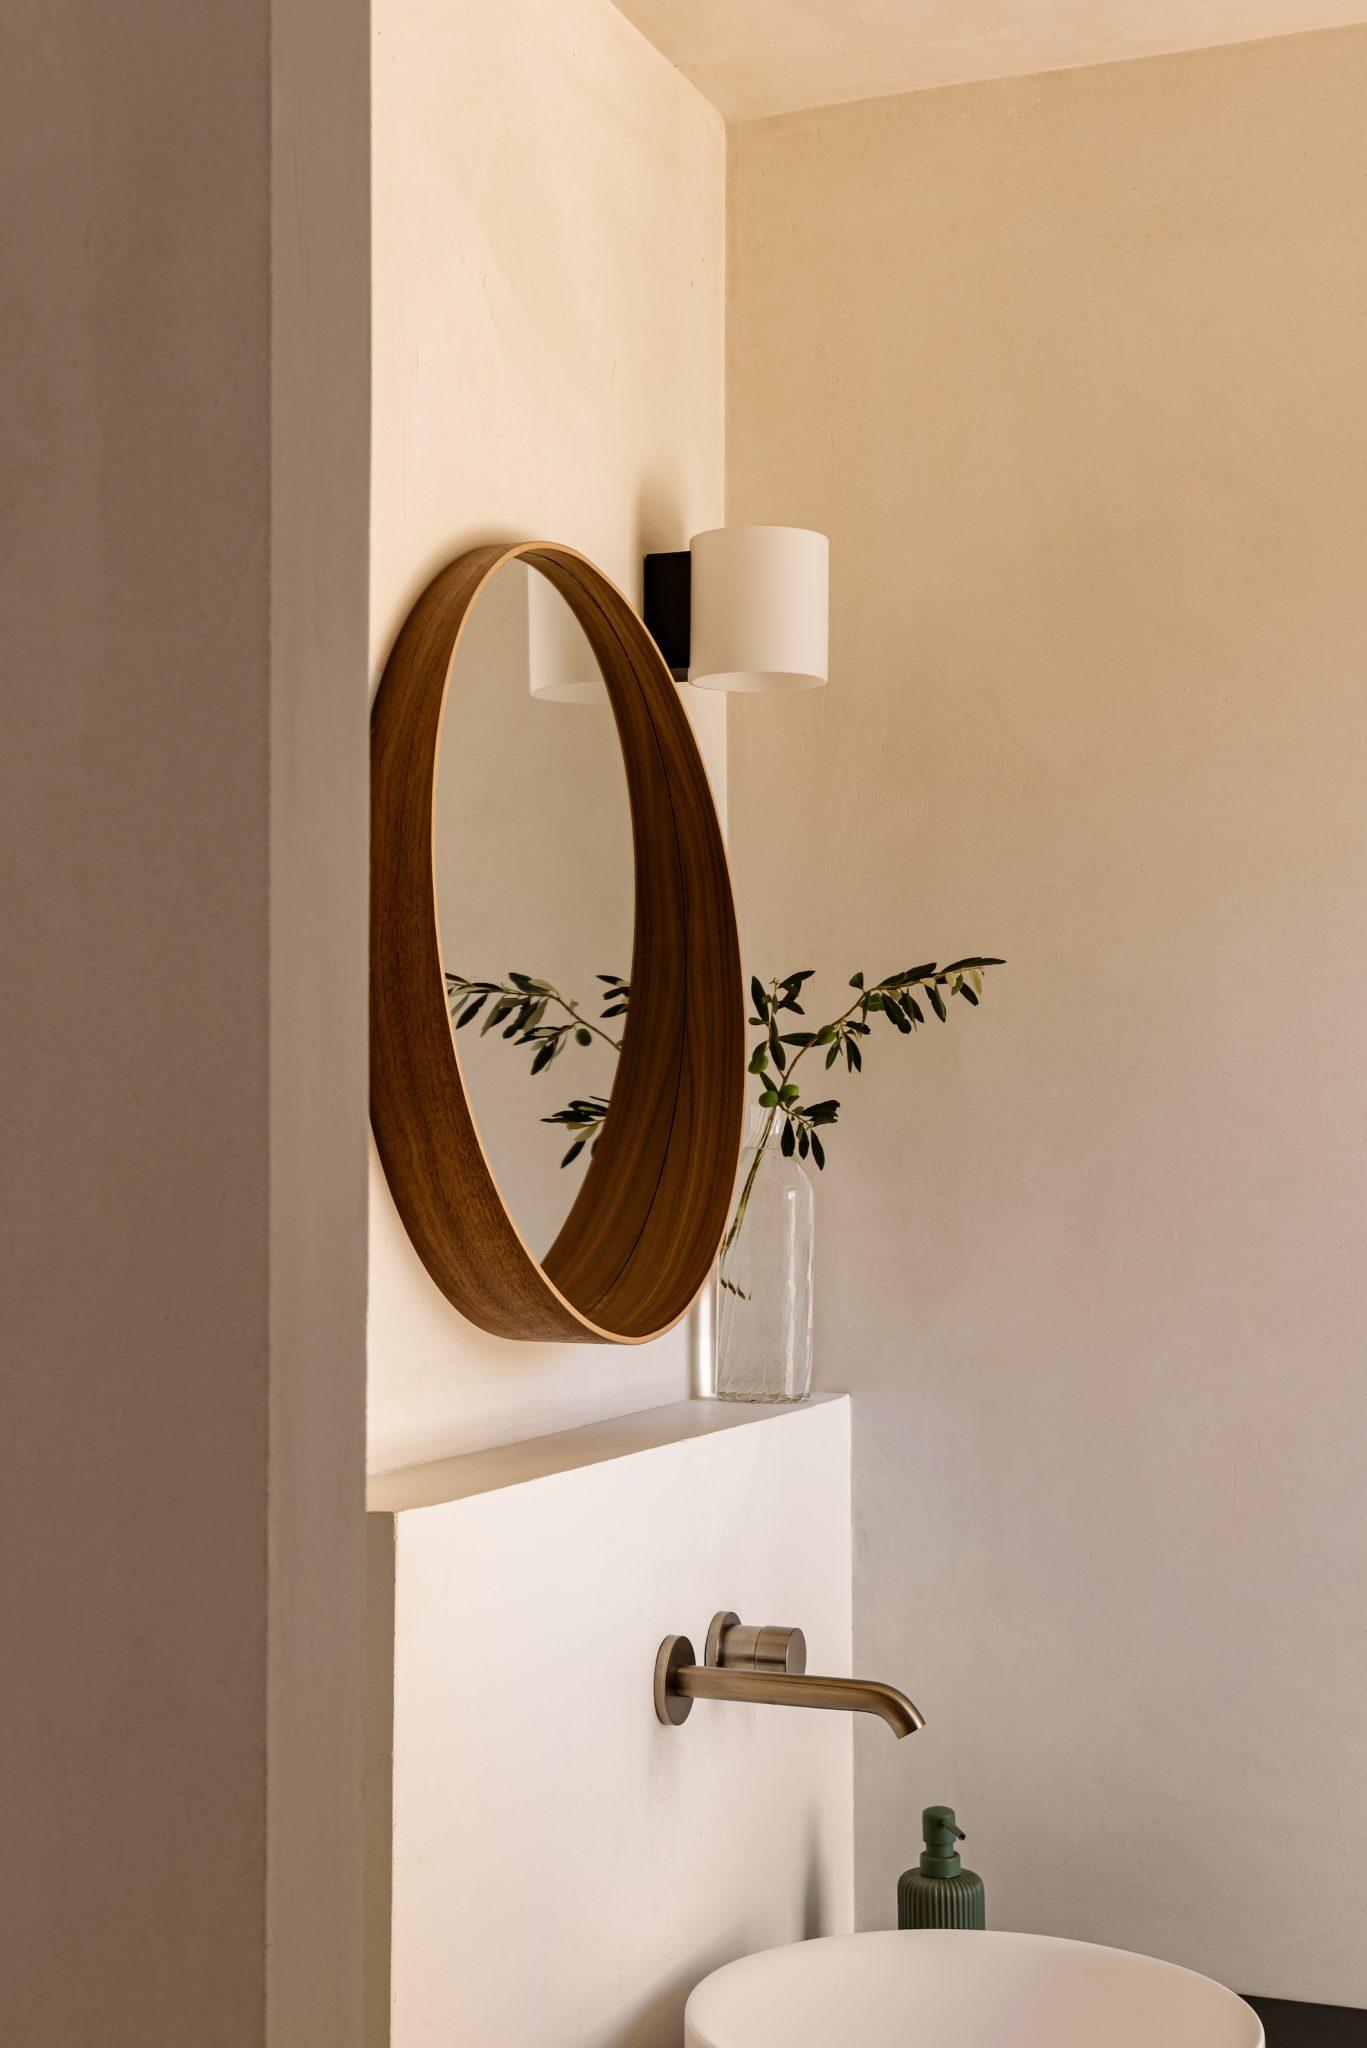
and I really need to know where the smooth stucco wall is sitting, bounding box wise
[271,0,371,2036]
[613,0,1367,118]
[727,27,1367,2003]
[1,11,272,2039]
[374,1401,854,2048]
[2,3,369,2042]
[368,0,727,1471]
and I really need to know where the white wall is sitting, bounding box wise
[369,0,728,1473]
[368,1401,856,2048]
[727,27,1367,2006]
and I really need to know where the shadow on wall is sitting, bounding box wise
[611,1819,834,2046]
[635,471,689,568]
[802,1813,830,1940]
[614,1961,713,2048]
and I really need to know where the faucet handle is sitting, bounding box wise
[705,1611,807,1676]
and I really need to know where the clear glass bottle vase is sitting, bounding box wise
[715,1105,814,1403]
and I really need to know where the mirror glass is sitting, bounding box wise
[433,559,633,1260]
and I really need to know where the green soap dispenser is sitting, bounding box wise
[897,1806,986,1930]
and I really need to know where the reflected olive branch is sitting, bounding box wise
[445,970,629,1166]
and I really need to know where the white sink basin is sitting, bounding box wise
[685,1929,1263,2047]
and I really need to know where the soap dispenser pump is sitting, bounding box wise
[897,1806,985,1930]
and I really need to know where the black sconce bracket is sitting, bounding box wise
[643,550,691,682]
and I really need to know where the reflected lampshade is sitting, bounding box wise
[688,525,828,693]
[527,565,606,702]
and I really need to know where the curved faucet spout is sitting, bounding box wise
[672,1660,925,1737]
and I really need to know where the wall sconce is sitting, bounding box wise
[645,525,829,694]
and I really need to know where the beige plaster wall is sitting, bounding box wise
[727,27,1367,2003]
[614,0,1367,119]
[2,2,369,2042]
[368,0,727,1472]
[270,0,371,2036]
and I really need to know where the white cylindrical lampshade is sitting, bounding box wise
[527,565,606,703]
[688,525,828,693]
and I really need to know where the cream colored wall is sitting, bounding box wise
[727,27,1367,2004]
[369,0,727,1473]
[615,0,1367,118]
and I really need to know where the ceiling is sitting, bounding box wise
[612,0,1367,119]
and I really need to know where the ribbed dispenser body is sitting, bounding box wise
[898,1804,986,1930]
[897,1866,986,1930]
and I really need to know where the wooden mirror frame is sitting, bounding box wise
[371,541,745,1343]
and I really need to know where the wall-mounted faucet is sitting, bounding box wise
[653,1610,924,1738]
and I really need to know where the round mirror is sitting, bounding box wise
[434,559,632,1261]
[371,541,744,1344]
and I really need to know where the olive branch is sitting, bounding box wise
[717,958,1003,1296]
[447,955,1003,1212]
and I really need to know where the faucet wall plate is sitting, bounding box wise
[654,1634,697,1725]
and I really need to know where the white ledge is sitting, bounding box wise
[366,1393,848,1514]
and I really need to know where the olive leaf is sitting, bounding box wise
[540,1093,611,1167]
[447,970,626,1089]
[717,955,1003,1269]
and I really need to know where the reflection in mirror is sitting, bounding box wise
[433,559,633,1261]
